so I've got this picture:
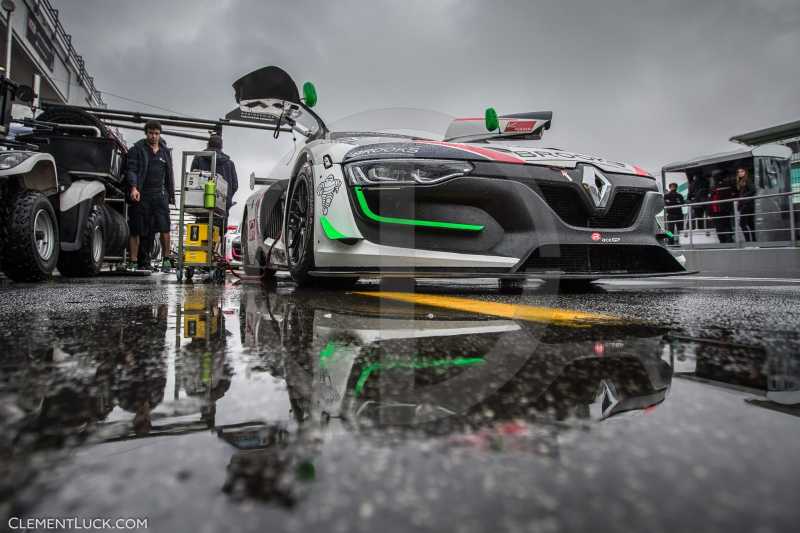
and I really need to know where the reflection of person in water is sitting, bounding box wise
[114,305,169,436]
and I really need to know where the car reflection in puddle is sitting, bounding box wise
[224,288,672,503]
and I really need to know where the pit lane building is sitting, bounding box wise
[0,0,104,107]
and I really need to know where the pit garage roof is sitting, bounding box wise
[730,119,800,146]
[661,144,792,174]
[662,147,752,173]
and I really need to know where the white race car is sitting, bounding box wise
[237,66,686,290]
[224,225,242,269]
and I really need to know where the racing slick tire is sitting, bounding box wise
[57,205,105,277]
[1,191,59,282]
[286,165,316,286]
[286,164,359,289]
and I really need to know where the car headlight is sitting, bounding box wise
[345,159,473,186]
[0,152,33,170]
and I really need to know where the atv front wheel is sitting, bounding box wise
[57,205,106,277]
[1,191,59,282]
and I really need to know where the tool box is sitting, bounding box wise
[185,223,221,247]
[184,170,228,215]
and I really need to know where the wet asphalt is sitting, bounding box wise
[1,274,799,533]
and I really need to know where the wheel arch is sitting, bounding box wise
[58,181,107,251]
[0,154,59,195]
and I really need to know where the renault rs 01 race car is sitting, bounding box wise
[236,66,686,290]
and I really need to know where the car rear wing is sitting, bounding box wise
[225,66,327,141]
[443,111,553,143]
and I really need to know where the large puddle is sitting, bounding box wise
[1,282,798,531]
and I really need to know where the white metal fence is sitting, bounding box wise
[663,190,798,248]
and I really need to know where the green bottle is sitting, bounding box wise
[203,179,216,209]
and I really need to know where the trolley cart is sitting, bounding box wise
[176,150,229,283]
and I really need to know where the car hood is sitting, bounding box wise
[339,138,651,177]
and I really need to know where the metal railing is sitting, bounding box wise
[663,190,798,248]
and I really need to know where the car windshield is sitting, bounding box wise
[329,108,454,139]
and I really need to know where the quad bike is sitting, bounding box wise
[0,73,129,282]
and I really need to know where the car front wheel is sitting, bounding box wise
[286,165,315,286]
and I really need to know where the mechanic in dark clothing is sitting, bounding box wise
[735,167,757,242]
[190,134,239,212]
[663,182,685,244]
[688,174,710,229]
[126,120,175,271]
[709,174,735,243]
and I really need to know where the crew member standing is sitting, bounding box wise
[191,134,239,214]
[689,174,710,229]
[663,182,685,244]
[709,174,734,243]
[735,167,756,242]
[126,120,175,272]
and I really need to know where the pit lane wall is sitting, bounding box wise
[675,247,800,278]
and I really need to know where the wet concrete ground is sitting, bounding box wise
[1,274,799,532]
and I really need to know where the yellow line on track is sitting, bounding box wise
[353,291,625,327]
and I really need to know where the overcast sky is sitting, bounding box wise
[59,0,800,219]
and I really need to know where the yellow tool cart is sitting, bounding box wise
[176,150,229,283]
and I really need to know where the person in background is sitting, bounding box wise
[126,120,175,272]
[191,135,239,270]
[663,182,685,244]
[709,173,734,243]
[688,174,709,229]
[735,167,756,242]
[191,134,239,214]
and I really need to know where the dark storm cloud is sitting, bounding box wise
[59,0,800,191]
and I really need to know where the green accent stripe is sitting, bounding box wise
[354,356,485,396]
[320,216,349,240]
[354,187,484,231]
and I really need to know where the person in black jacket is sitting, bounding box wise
[709,174,735,243]
[735,167,756,242]
[663,182,685,244]
[191,134,238,213]
[688,174,709,229]
[125,120,175,271]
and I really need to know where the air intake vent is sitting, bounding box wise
[528,182,645,228]
[523,245,683,274]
